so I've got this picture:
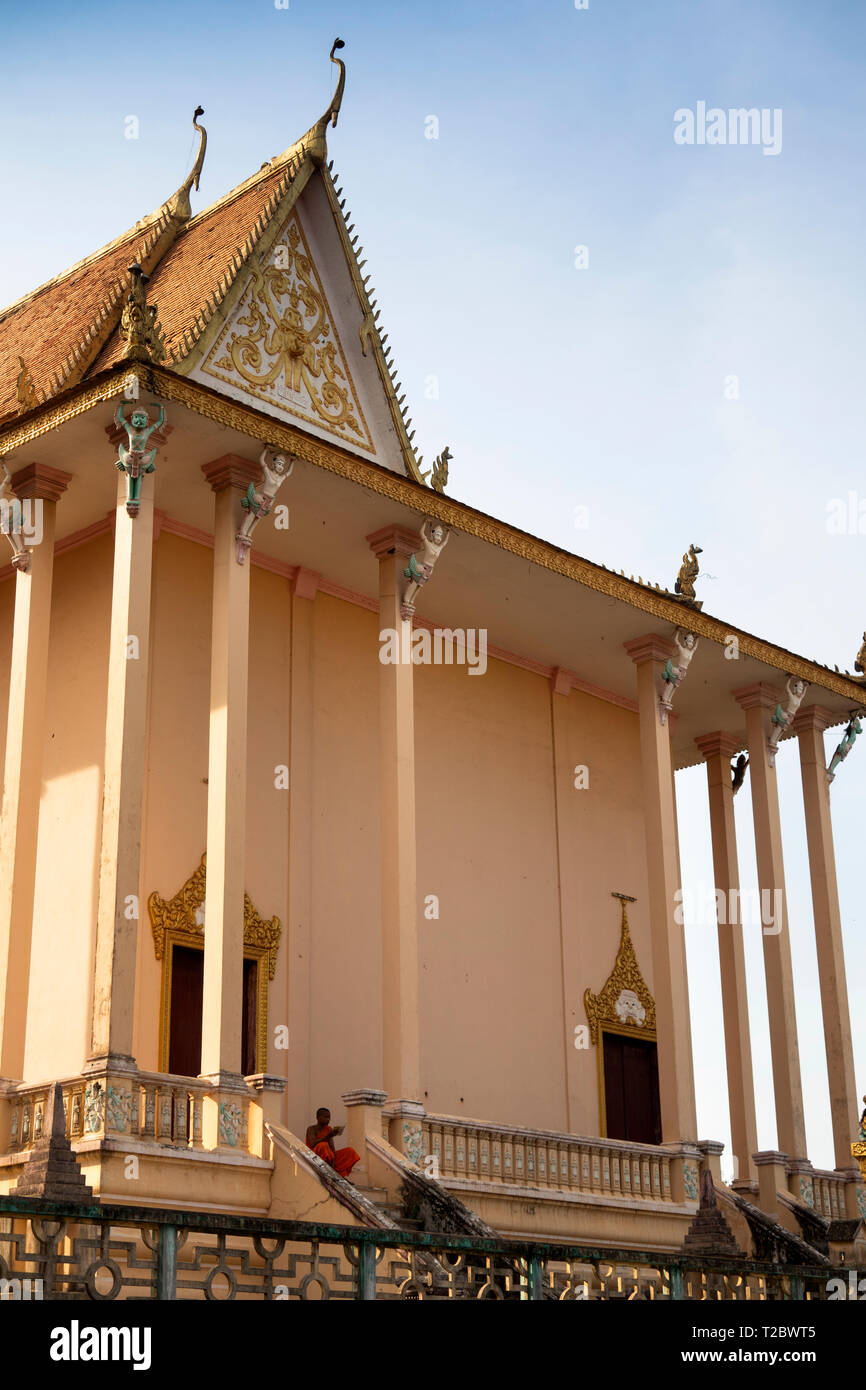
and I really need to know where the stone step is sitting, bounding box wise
[377,1206,424,1230]
[355,1186,389,1203]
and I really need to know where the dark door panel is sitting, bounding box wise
[168,945,203,1076]
[602,1032,661,1144]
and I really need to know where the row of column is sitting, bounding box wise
[0,458,260,1117]
[0,458,855,1181]
[0,454,422,1146]
[627,637,858,1179]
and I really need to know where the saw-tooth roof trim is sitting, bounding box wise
[320,162,426,485]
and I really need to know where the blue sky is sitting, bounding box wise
[2,0,865,1170]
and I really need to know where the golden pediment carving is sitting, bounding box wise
[201,211,374,453]
[148,852,281,981]
[584,894,656,1044]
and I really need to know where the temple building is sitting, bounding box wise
[0,41,863,1291]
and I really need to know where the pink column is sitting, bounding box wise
[624,634,697,1142]
[792,705,859,1170]
[694,731,759,1182]
[200,456,258,1099]
[286,567,320,1132]
[733,683,807,1161]
[89,464,155,1071]
[0,465,71,1078]
[367,525,422,1105]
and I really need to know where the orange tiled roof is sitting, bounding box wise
[0,41,427,485]
[0,211,170,423]
[88,159,300,375]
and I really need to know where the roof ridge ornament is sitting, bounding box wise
[292,38,346,165]
[119,263,167,364]
[16,357,37,414]
[673,542,704,610]
[166,106,208,222]
[326,38,346,129]
[421,445,451,494]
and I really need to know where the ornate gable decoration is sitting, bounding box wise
[148,852,281,980]
[200,211,374,453]
[584,894,656,1045]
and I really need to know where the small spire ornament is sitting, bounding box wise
[119,263,166,363]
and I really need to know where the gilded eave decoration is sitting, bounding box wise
[148,852,281,981]
[3,362,866,709]
[584,894,656,1045]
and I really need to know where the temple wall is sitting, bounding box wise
[300,593,382,1133]
[414,658,652,1134]
[15,530,653,1144]
[549,688,652,1135]
[25,535,112,1079]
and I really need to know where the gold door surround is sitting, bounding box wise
[584,892,657,1137]
[148,853,282,1076]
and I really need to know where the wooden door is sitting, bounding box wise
[242,957,258,1076]
[168,945,204,1076]
[602,1032,662,1144]
[167,948,258,1077]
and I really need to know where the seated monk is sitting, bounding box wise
[305,1107,360,1179]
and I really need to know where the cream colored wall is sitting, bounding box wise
[298,593,382,1133]
[413,659,652,1134]
[414,656,566,1129]
[136,534,212,1071]
[551,689,653,1136]
[25,535,112,1079]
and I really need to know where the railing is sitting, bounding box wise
[422,1114,673,1201]
[6,1071,223,1154]
[0,1194,837,1300]
[808,1170,849,1221]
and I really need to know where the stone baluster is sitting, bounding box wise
[443,1124,454,1177]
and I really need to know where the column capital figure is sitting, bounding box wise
[392,518,451,621]
[766,676,808,767]
[114,402,165,518]
[235,446,295,565]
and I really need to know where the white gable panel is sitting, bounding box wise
[190,171,409,475]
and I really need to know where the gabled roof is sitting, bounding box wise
[0,112,208,422]
[88,157,303,371]
[0,41,427,483]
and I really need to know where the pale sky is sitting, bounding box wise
[2,0,864,1171]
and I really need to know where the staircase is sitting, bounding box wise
[355,1184,425,1230]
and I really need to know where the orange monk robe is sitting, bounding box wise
[309,1125,360,1178]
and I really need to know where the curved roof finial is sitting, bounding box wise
[327,38,346,129]
[166,106,208,221]
[274,38,347,166]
